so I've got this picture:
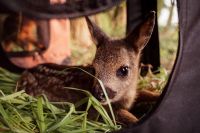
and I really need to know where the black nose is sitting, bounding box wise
[92,84,116,102]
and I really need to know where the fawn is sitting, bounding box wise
[86,11,156,124]
[18,11,158,126]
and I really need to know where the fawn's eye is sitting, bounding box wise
[116,66,129,77]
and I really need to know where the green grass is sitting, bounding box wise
[0,63,169,133]
[138,67,169,92]
[0,68,121,133]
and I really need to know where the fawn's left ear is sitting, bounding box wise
[85,17,110,47]
[125,11,155,52]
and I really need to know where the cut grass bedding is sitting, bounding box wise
[0,66,168,132]
[133,67,168,118]
[0,90,120,132]
[0,68,121,133]
[138,67,168,92]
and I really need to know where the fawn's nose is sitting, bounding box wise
[92,84,117,102]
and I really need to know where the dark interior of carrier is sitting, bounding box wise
[1,0,200,132]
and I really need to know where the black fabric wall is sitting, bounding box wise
[116,0,200,132]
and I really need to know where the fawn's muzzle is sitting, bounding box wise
[92,84,117,102]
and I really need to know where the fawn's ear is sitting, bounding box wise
[85,17,109,47]
[125,11,155,52]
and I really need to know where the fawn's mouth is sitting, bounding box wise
[96,92,106,102]
[92,85,117,104]
[93,91,117,105]
[93,91,106,103]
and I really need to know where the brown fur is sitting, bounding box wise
[86,12,156,109]
[18,11,157,126]
[18,64,94,102]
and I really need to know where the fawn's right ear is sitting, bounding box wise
[85,17,109,47]
[125,11,156,52]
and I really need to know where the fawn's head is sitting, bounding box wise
[86,12,155,108]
